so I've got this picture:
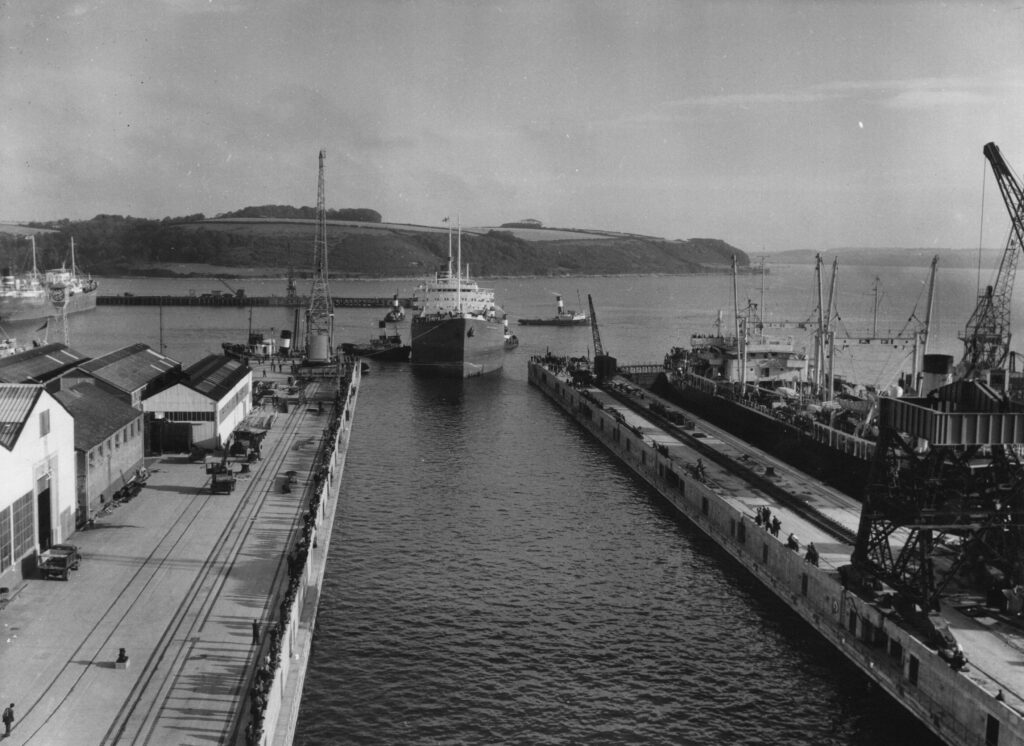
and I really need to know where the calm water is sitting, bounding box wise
[50,266,967,745]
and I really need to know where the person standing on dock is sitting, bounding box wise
[2,703,13,736]
[251,619,260,645]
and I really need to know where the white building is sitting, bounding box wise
[0,384,76,585]
[143,355,252,450]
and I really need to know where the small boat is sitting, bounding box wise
[517,293,588,326]
[503,317,519,350]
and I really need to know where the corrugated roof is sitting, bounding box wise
[0,384,43,450]
[53,381,141,450]
[184,355,250,401]
[79,343,179,393]
[0,343,90,383]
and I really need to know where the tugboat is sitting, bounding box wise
[384,293,405,322]
[517,293,588,326]
[503,316,519,350]
[341,321,410,362]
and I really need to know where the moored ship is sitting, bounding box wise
[651,256,938,497]
[0,237,98,325]
[410,219,505,377]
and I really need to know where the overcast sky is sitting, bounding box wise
[4,1,1024,252]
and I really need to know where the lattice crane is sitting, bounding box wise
[587,293,604,358]
[305,149,335,363]
[958,142,1024,381]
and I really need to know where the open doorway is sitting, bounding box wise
[36,474,52,551]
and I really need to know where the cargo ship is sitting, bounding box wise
[410,220,504,377]
[529,353,1024,746]
[648,256,938,497]
[0,237,98,326]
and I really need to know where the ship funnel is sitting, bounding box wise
[921,354,954,396]
[556,295,564,312]
[279,329,292,351]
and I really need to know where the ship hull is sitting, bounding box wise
[410,316,505,377]
[0,287,98,324]
[517,317,588,326]
[651,371,873,498]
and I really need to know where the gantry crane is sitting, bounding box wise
[305,149,335,364]
[958,142,1024,385]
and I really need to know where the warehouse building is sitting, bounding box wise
[143,355,252,451]
[54,381,145,527]
[0,384,75,586]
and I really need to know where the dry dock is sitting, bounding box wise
[0,359,359,745]
[529,355,1024,746]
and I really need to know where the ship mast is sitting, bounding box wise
[456,214,462,313]
[27,235,38,278]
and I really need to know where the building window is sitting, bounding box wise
[11,492,34,563]
[737,520,746,544]
[39,409,50,436]
[0,506,11,572]
[908,655,919,686]
[801,573,809,596]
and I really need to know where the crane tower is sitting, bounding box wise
[306,149,334,363]
[587,294,616,382]
[958,142,1024,386]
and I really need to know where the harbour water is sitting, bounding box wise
[36,265,979,745]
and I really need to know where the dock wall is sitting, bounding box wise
[529,359,1022,746]
[236,364,361,746]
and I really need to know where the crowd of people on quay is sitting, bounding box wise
[244,376,352,746]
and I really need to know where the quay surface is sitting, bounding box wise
[0,359,359,745]
[529,356,1024,746]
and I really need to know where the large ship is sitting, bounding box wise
[0,237,98,325]
[649,256,938,497]
[410,220,505,377]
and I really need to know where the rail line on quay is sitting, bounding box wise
[0,362,359,746]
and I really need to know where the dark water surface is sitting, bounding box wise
[61,269,961,745]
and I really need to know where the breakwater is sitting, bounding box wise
[97,294,415,308]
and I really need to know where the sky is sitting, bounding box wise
[4,0,1024,252]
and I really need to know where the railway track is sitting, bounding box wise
[603,381,860,547]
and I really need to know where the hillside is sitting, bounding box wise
[0,214,750,278]
[766,247,1002,269]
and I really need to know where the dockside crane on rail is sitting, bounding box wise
[958,142,1024,387]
